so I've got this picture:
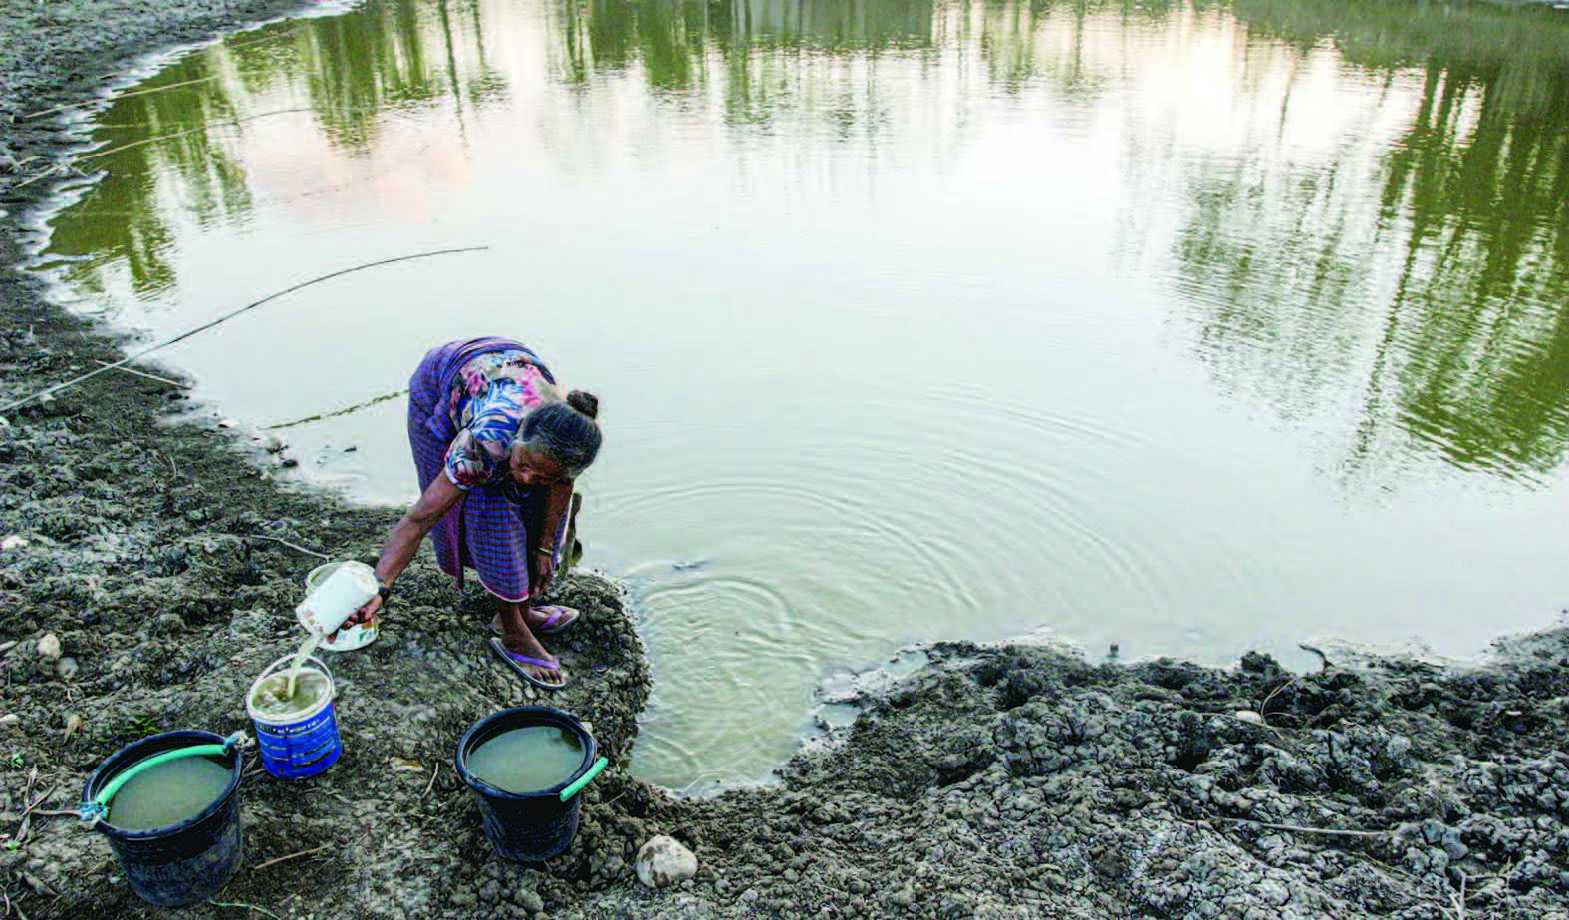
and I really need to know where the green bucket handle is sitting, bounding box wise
[558,757,608,802]
[81,732,246,823]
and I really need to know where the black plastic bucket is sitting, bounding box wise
[455,707,597,862]
[82,730,245,907]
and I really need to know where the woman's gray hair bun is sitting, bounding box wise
[514,390,603,477]
[565,390,599,419]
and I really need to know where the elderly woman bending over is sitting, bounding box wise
[346,337,602,690]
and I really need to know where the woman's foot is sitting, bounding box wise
[489,605,580,635]
[494,601,567,688]
[488,638,567,690]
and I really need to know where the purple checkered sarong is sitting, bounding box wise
[407,337,565,602]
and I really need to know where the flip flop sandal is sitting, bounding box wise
[488,606,581,636]
[487,638,568,691]
[533,605,581,635]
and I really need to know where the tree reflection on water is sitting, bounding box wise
[37,0,1569,484]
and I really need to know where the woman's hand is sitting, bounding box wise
[331,594,382,641]
[530,549,558,600]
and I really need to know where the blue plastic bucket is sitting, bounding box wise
[246,654,342,779]
[455,707,598,862]
[82,730,245,907]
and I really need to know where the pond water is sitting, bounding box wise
[31,0,1569,789]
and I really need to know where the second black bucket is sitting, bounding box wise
[82,730,245,908]
[455,706,597,862]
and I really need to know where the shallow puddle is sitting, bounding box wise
[30,0,1569,787]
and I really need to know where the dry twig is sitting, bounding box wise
[251,845,330,872]
[208,899,280,919]
[92,359,190,389]
[248,534,329,559]
[1258,676,1300,728]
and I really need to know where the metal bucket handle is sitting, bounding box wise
[256,653,335,690]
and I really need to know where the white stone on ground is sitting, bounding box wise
[636,835,697,889]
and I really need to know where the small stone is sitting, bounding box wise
[0,714,19,727]
[1233,710,1264,725]
[36,633,61,661]
[518,889,543,912]
[56,657,79,680]
[63,713,83,742]
[635,835,698,889]
[0,535,28,551]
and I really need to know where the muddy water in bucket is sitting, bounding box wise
[107,756,233,831]
[250,669,332,717]
[465,726,584,794]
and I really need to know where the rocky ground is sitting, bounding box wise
[4,1,1569,918]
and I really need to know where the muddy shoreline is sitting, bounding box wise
[3,1,1569,917]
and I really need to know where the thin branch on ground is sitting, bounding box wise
[247,534,329,559]
[1258,676,1300,727]
[1447,871,1466,920]
[13,163,67,190]
[421,763,439,800]
[251,845,330,872]
[91,359,190,389]
[208,899,280,919]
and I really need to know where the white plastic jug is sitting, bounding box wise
[296,560,379,638]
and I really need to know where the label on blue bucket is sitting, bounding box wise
[253,702,342,779]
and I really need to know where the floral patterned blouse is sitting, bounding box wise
[443,350,556,490]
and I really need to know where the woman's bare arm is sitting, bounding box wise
[376,474,464,586]
[529,480,575,598]
[340,475,463,631]
[537,480,574,555]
